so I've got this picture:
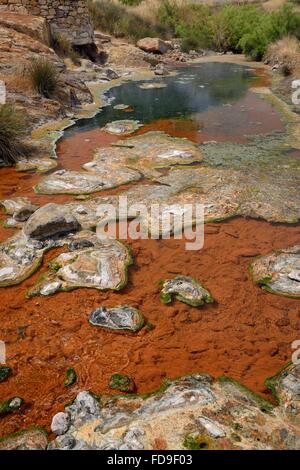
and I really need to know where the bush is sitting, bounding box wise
[51,33,81,65]
[88,0,170,41]
[0,104,27,165]
[28,59,58,98]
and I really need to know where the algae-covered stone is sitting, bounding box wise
[89,305,144,332]
[250,246,300,298]
[160,275,214,307]
[0,232,46,287]
[102,120,142,135]
[28,239,132,296]
[109,374,136,393]
[0,366,11,382]
[0,397,23,416]
[0,428,48,450]
[24,203,81,240]
[64,368,77,388]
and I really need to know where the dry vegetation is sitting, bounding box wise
[265,36,300,74]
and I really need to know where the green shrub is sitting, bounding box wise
[29,59,58,98]
[0,104,27,165]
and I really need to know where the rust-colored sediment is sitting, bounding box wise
[0,218,299,438]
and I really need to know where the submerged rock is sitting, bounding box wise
[89,305,144,332]
[109,374,136,393]
[139,82,167,89]
[250,246,300,298]
[28,239,132,297]
[0,428,48,450]
[102,119,142,135]
[160,275,214,307]
[113,104,132,111]
[0,366,12,382]
[24,203,81,240]
[48,364,300,450]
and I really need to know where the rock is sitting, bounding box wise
[0,428,48,450]
[69,239,94,251]
[16,158,58,173]
[0,231,46,287]
[153,63,169,76]
[40,281,62,296]
[265,363,300,422]
[28,239,132,297]
[109,374,136,393]
[250,246,300,298]
[160,275,214,307]
[66,391,100,419]
[64,368,77,388]
[51,412,70,436]
[137,38,172,54]
[0,397,23,416]
[1,197,38,222]
[196,416,226,438]
[102,120,142,135]
[89,305,144,332]
[0,366,12,382]
[24,203,81,240]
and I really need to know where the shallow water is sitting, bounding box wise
[63,62,282,143]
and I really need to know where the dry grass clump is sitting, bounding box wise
[0,104,28,165]
[265,36,300,74]
[28,58,58,98]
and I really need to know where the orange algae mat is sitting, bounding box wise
[0,218,299,437]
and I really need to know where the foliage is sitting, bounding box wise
[0,104,27,165]
[28,59,58,98]
[88,0,170,40]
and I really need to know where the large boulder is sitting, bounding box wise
[136,37,172,54]
[24,203,81,240]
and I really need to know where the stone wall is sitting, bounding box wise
[0,0,94,45]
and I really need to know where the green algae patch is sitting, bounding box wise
[264,362,293,404]
[64,368,77,388]
[0,366,12,382]
[183,433,216,450]
[109,374,136,393]
[0,397,24,416]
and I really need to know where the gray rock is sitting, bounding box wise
[24,203,81,240]
[51,412,70,436]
